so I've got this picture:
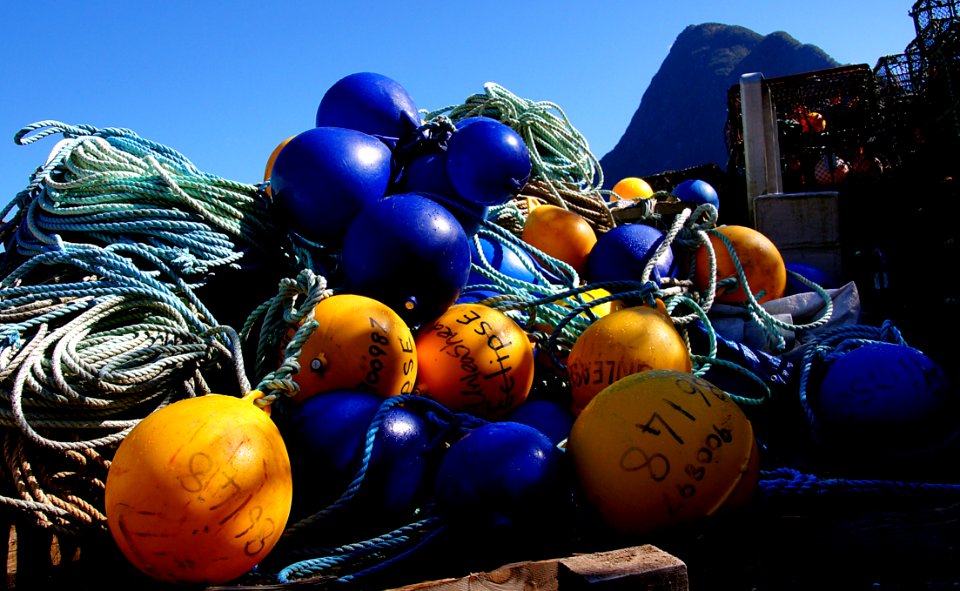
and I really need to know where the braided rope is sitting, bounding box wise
[1,121,283,534]
[1,432,108,534]
[276,516,445,584]
[759,467,960,499]
[514,178,616,236]
[424,83,613,235]
[242,268,334,407]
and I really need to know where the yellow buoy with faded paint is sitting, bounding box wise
[566,370,758,537]
[566,305,691,414]
[105,392,293,585]
[287,294,418,402]
[415,303,535,419]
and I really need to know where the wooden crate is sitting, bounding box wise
[753,191,843,282]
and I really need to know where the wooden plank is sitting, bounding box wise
[4,524,14,590]
[385,545,688,591]
[559,545,689,591]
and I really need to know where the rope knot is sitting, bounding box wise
[0,325,23,357]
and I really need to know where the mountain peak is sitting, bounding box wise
[599,23,839,189]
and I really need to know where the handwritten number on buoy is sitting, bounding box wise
[665,424,734,516]
[630,393,737,516]
[620,447,670,481]
[684,464,706,481]
[182,452,213,494]
[237,505,276,557]
[637,411,686,445]
[674,375,728,406]
[365,317,392,384]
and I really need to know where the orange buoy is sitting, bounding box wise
[521,202,597,276]
[691,225,787,305]
[105,392,292,585]
[566,370,758,537]
[800,111,826,134]
[566,305,692,415]
[263,136,294,196]
[414,303,535,419]
[287,294,417,402]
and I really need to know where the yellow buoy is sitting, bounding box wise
[415,303,535,419]
[105,392,293,585]
[287,293,418,402]
[566,305,691,414]
[566,370,758,537]
[611,176,655,201]
[564,287,624,320]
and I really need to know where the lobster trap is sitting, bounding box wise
[725,64,885,195]
[912,0,960,39]
[869,0,960,174]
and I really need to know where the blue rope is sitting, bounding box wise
[759,467,960,498]
[281,395,485,537]
[276,516,446,584]
[270,394,486,584]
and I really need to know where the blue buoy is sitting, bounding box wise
[270,126,392,246]
[399,152,486,235]
[283,390,431,519]
[434,421,565,529]
[446,118,531,207]
[817,342,954,455]
[586,223,675,285]
[505,399,575,447]
[341,192,471,326]
[315,72,421,144]
[673,179,719,210]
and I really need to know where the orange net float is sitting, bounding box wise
[284,293,418,403]
[262,136,294,196]
[565,304,692,415]
[521,200,597,277]
[691,224,787,305]
[414,303,535,419]
[105,391,293,585]
[566,369,759,538]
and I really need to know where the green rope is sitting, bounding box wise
[1,121,285,534]
[424,82,604,201]
[241,267,333,407]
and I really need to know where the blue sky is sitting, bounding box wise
[1,1,917,210]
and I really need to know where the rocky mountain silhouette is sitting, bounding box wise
[599,23,839,189]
